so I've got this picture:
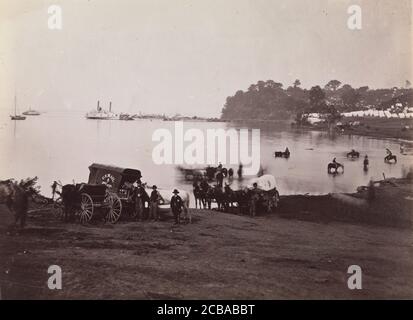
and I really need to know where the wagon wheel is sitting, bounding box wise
[78,193,94,224]
[105,193,122,224]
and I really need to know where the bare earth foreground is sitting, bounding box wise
[1,182,413,299]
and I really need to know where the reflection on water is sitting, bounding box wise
[0,112,412,198]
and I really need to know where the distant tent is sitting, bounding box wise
[384,111,392,118]
[399,113,406,118]
[378,110,385,118]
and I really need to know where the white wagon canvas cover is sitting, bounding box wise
[248,174,277,191]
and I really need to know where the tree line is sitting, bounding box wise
[220,79,413,121]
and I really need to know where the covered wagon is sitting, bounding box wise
[55,163,143,224]
[246,174,280,214]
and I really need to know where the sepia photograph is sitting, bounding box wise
[0,0,412,305]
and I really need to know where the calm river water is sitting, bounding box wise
[1,111,412,199]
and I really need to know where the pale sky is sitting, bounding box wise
[0,0,411,117]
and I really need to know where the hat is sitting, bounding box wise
[152,185,157,189]
[172,189,179,194]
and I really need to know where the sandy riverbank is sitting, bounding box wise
[0,177,412,299]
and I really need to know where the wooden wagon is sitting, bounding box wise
[56,163,142,224]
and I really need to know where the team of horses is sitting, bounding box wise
[193,181,272,214]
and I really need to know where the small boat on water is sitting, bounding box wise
[10,95,26,120]
[22,108,41,116]
[86,101,119,120]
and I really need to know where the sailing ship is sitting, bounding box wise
[22,107,41,116]
[10,95,26,120]
[86,101,119,120]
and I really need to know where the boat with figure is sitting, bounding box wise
[10,95,26,120]
[22,107,41,116]
[86,101,119,120]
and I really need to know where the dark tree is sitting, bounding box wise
[325,80,342,91]
[309,86,327,112]
[293,79,301,88]
[341,88,361,110]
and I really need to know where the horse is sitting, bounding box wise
[0,177,40,228]
[384,154,397,163]
[199,180,210,208]
[347,150,360,158]
[193,184,204,209]
[223,184,249,212]
[327,162,344,174]
[211,185,226,211]
[59,184,78,221]
[203,185,225,210]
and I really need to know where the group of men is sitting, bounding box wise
[132,184,185,224]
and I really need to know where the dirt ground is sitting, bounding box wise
[1,189,413,300]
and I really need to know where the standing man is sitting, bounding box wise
[134,182,145,221]
[249,183,260,217]
[363,155,369,171]
[149,185,163,221]
[170,189,183,225]
[228,168,234,179]
[237,163,243,180]
[216,170,224,187]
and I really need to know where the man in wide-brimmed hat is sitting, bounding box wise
[170,189,183,224]
[149,185,163,221]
